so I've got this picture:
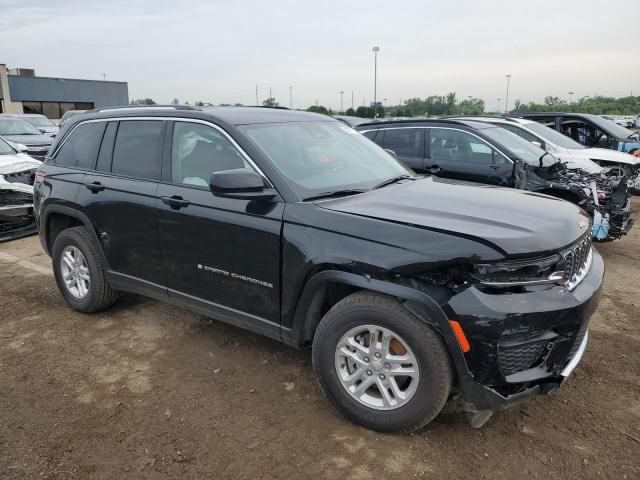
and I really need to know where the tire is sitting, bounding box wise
[52,226,118,313]
[312,291,453,433]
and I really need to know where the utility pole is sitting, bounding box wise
[340,91,344,113]
[101,73,106,81]
[568,91,574,105]
[497,98,501,113]
[468,95,473,115]
[255,85,259,106]
[505,74,511,114]
[289,86,293,109]
[351,91,354,110]
[372,46,380,117]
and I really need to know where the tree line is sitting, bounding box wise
[129,93,640,117]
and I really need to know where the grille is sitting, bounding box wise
[498,341,546,376]
[0,191,33,205]
[562,235,592,290]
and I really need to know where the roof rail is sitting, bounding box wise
[91,104,202,113]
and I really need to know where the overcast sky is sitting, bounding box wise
[1,0,639,110]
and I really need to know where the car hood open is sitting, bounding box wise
[318,177,590,255]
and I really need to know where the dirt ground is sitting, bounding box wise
[1,202,639,480]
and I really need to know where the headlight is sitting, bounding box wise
[471,254,564,287]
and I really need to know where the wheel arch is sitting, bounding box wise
[41,205,108,267]
[285,270,472,383]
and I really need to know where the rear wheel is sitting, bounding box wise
[312,291,453,433]
[52,227,118,313]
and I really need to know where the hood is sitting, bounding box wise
[1,134,53,146]
[318,177,590,255]
[554,154,603,174]
[0,153,42,175]
[567,147,640,166]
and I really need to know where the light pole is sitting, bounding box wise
[568,91,574,105]
[505,74,511,113]
[497,98,501,113]
[289,86,293,109]
[340,91,344,113]
[351,91,354,110]
[372,46,380,117]
[102,73,106,81]
[467,95,473,115]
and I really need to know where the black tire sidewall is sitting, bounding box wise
[312,296,452,433]
[52,228,105,312]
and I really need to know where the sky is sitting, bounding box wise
[1,0,639,111]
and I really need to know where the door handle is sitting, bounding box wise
[161,195,190,209]
[428,165,441,173]
[85,181,105,193]
[489,165,500,170]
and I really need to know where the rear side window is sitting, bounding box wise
[96,122,118,172]
[55,122,106,169]
[111,121,164,180]
[383,128,423,157]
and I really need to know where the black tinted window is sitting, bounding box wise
[55,122,106,169]
[361,130,378,142]
[429,128,494,164]
[383,128,423,157]
[112,121,164,180]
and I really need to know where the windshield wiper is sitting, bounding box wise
[371,174,417,190]
[303,189,367,202]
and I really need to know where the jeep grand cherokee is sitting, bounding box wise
[33,106,603,433]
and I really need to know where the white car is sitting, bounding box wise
[461,117,640,181]
[0,135,41,241]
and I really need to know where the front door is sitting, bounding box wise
[379,128,425,172]
[425,127,512,185]
[156,120,283,325]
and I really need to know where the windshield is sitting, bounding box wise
[24,116,55,128]
[524,122,586,149]
[0,136,15,155]
[584,114,635,139]
[239,121,412,199]
[482,126,555,166]
[0,118,42,135]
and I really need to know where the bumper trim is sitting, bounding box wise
[561,330,588,377]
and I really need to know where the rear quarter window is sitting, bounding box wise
[54,122,107,169]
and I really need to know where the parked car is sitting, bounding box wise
[519,112,640,155]
[58,109,87,128]
[0,117,53,161]
[601,115,636,129]
[356,119,632,241]
[0,113,59,137]
[34,106,603,432]
[457,116,640,183]
[0,135,41,241]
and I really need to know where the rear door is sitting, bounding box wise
[156,120,282,325]
[76,119,167,287]
[379,128,425,171]
[425,127,512,185]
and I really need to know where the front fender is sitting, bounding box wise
[282,269,474,388]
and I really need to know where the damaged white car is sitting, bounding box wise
[0,136,41,242]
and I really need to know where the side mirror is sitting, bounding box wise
[384,148,398,159]
[531,140,543,149]
[210,169,277,201]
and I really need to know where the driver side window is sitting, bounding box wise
[171,122,253,188]
[429,128,497,164]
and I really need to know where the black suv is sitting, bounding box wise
[356,119,632,241]
[34,106,603,433]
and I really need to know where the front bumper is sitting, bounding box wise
[0,179,37,242]
[442,248,604,412]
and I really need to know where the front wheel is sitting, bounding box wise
[312,291,453,433]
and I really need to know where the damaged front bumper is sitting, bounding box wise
[442,247,604,414]
[0,175,37,242]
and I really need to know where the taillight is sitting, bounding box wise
[34,170,46,185]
